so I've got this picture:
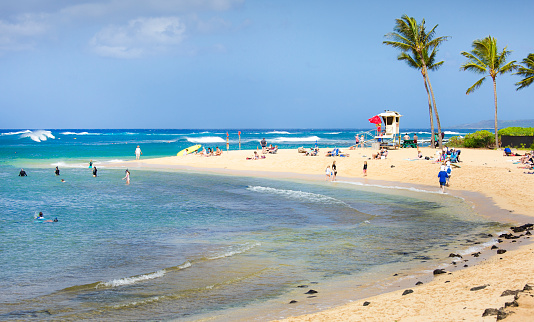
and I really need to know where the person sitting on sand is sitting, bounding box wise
[268,145,278,154]
[418,149,423,159]
[503,147,513,156]
[215,147,222,156]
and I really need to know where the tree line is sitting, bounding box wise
[383,14,534,149]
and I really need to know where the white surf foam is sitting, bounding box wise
[247,186,349,206]
[270,136,321,143]
[207,242,261,260]
[265,131,292,134]
[187,136,225,143]
[97,270,166,288]
[19,130,55,142]
[338,181,444,195]
[60,131,101,135]
[1,130,32,136]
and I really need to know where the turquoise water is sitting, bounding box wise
[0,129,503,321]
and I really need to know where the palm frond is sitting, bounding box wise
[513,53,534,90]
[499,60,518,74]
[466,77,487,94]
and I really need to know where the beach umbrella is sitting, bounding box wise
[368,115,382,124]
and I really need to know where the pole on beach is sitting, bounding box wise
[226,132,229,152]
[238,131,241,150]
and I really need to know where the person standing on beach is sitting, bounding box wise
[363,161,367,176]
[331,160,337,181]
[135,145,142,160]
[123,170,130,185]
[260,138,267,154]
[438,165,448,192]
[325,165,331,181]
[93,166,98,177]
[55,166,60,176]
[413,134,418,147]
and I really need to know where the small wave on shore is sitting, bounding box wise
[206,242,261,260]
[247,186,349,206]
[97,270,166,288]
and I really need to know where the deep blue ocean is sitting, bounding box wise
[0,128,504,321]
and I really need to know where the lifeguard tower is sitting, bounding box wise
[374,110,402,149]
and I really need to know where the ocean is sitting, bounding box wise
[0,128,505,321]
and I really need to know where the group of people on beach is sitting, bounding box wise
[325,160,338,181]
[199,146,223,157]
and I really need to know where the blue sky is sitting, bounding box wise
[0,0,532,129]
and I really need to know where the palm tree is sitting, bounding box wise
[514,53,534,90]
[397,47,444,149]
[460,36,517,148]
[384,15,449,148]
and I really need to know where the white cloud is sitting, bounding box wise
[90,16,186,58]
[0,14,49,51]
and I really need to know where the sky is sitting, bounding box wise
[0,0,532,129]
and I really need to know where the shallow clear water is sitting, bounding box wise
[0,128,503,321]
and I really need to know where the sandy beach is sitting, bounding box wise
[119,146,534,321]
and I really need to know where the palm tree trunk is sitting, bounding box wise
[422,73,435,148]
[426,74,443,149]
[493,77,499,149]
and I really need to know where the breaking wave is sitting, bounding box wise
[270,136,320,143]
[187,136,225,143]
[19,130,55,142]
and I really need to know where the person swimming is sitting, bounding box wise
[37,212,44,219]
[19,169,27,176]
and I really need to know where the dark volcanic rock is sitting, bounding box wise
[402,289,414,296]
[501,289,520,297]
[289,300,298,304]
[510,223,533,233]
[482,308,500,316]
[304,289,318,294]
[524,284,533,291]
[491,245,498,250]
[499,233,520,240]
[504,300,519,308]
[363,301,370,306]
[415,281,423,285]
[433,269,446,275]
[471,252,481,257]
[470,285,488,291]
[449,253,462,258]
[297,285,308,288]
[497,249,507,254]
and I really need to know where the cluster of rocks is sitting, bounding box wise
[482,284,533,320]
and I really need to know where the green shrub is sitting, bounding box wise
[463,130,495,148]
[447,136,464,147]
[498,127,534,137]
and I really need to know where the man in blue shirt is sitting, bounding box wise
[438,166,449,193]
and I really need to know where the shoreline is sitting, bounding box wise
[106,146,534,321]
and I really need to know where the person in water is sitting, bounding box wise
[37,212,44,219]
[19,169,27,176]
[89,160,93,168]
[93,166,97,177]
[55,166,60,176]
[122,170,130,185]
